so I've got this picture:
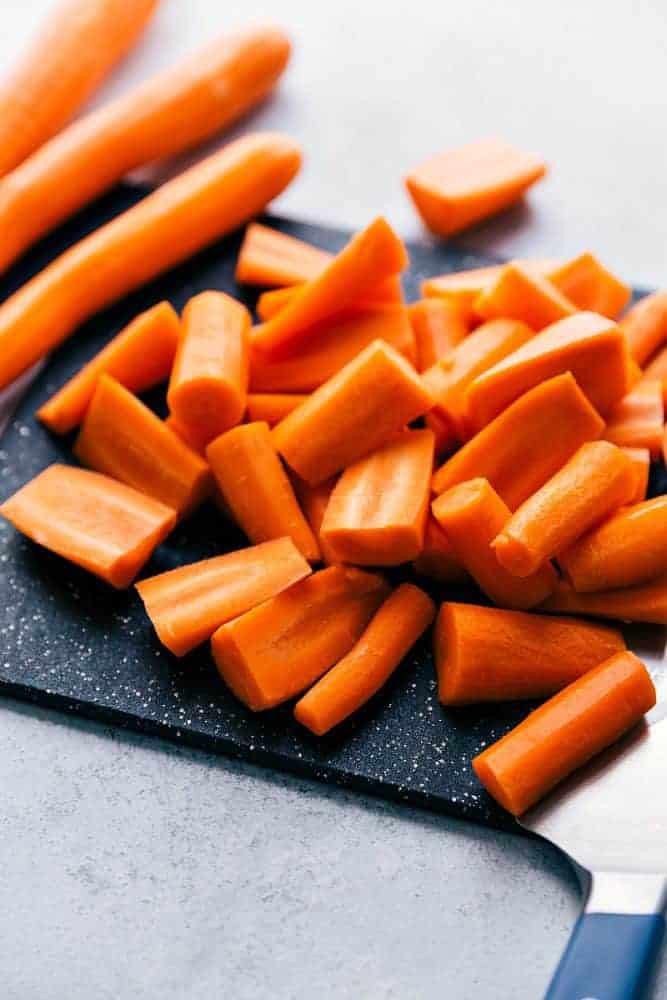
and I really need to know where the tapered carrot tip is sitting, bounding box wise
[473,651,655,815]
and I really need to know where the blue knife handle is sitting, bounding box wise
[545,912,665,1000]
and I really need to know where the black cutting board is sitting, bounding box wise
[0,185,659,832]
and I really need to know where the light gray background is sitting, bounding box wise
[1,1,666,997]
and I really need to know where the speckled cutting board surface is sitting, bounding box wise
[0,184,659,832]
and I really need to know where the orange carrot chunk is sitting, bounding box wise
[408,298,468,371]
[273,340,433,485]
[621,291,667,365]
[211,566,390,710]
[37,301,181,435]
[294,583,436,735]
[425,409,458,462]
[136,537,311,657]
[559,495,667,592]
[255,275,404,322]
[603,380,664,458]
[163,414,209,457]
[492,441,637,577]
[167,291,250,446]
[474,263,576,330]
[291,475,338,564]
[465,312,630,430]
[432,373,604,510]
[621,447,651,504]
[0,464,175,588]
[473,651,655,815]
[246,393,308,426]
[412,516,468,583]
[251,218,408,357]
[236,223,331,286]
[540,576,667,626]
[549,253,630,318]
[74,376,211,517]
[206,421,320,562]
[431,479,556,609]
[321,429,434,566]
[405,137,546,237]
[641,344,667,405]
[421,260,559,324]
[434,602,625,706]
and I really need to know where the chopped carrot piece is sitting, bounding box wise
[421,260,559,323]
[246,393,308,426]
[412,516,468,583]
[432,373,604,509]
[540,576,667,626]
[559,495,667,592]
[435,602,625,705]
[549,253,630,318]
[626,356,644,387]
[273,340,433,485]
[211,566,390,710]
[473,651,655,815]
[475,263,576,330]
[74,376,211,516]
[432,478,556,609]
[493,441,637,577]
[621,291,667,365]
[291,475,338,564]
[37,301,181,435]
[256,285,302,321]
[405,137,546,237]
[0,464,175,588]
[603,380,664,458]
[621,447,650,504]
[164,414,209,457]
[465,312,630,430]
[295,583,435,734]
[425,409,458,460]
[641,344,667,405]
[249,305,415,392]
[167,291,250,446]
[236,223,331,286]
[321,429,434,565]
[251,218,408,357]
[408,298,468,371]
[136,537,311,657]
[206,421,320,562]
[255,275,404,322]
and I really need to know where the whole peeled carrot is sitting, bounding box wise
[0,24,291,273]
[0,132,301,391]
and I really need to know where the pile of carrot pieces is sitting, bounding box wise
[0,0,664,822]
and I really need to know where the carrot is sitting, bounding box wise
[621,291,667,365]
[559,495,667,592]
[422,318,533,438]
[0,463,175,588]
[136,537,311,657]
[321,429,434,565]
[0,25,292,273]
[473,651,655,815]
[0,132,301,391]
[425,409,459,461]
[474,263,576,329]
[421,259,559,324]
[236,223,331,286]
[408,298,468,371]
[465,311,630,430]
[36,301,180,435]
[251,218,408,357]
[211,566,390,710]
[249,305,416,392]
[435,602,625,706]
[432,373,604,509]
[294,583,435,734]
[549,253,630,318]
[621,447,650,504]
[405,137,546,237]
[273,340,433,485]
[412,516,468,583]
[540,575,667,626]
[291,475,338,564]
[603,380,664,458]
[206,421,320,562]
[641,344,667,405]
[246,393,308,426]
[74,376,211,517]
[255,275,404,321]
[0,0,159,179]
[431,479,556,609]
[255,286,300,322]
[626,356,644,388]
[163,414,209,457]
[492,441,637,577]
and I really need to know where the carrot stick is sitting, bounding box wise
[621,291,667,365]
[0,0,159,179]
[472,651,655,815]
[0,24,292,273]
[246,393,308,426]
[0,132,301,391]
[291,475,338,564]
[255,286,300,322]
[621,447,650,504]
[559,495,667,592]
[492,441,637,577]
[549,253,630,318]
[206,421,320,562]
[74,376,211,516]
[425,408,459,461]
[249,305,416,392]
[603,380,664,458]
[641,344,667,405]
[294,583,435,734]
[465,311,631,430]
[163,414,209,457]
[435,602,625,705]
[36,301,180,435]
[251,218,408,357]
[405,138,546,236]
[0,463,175,588]
[211,566,390,710]
[474,263,576,330]
[420,260,559,324]
[408,298,468,371]
[540,575,667,626]
[236,223,331,286]
[255,275,404,321]
[321,429,434,565]
[136,537,311,657]
[273,340,433,485]
[432,373,604,509]
[412,516,468,583]
[431,478,556,609]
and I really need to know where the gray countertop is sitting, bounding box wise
[2,1,667,996]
